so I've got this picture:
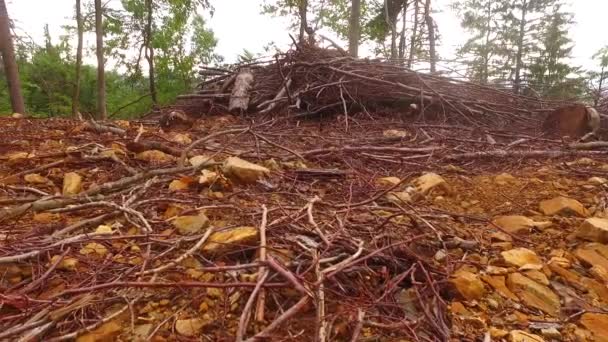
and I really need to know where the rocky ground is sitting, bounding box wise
[1,113,608,341]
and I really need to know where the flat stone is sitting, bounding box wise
[580,313,608,342]
[450,269,486,300]
[172,214,210,235]
[383,129,410,138]
[222,157,270,184]
[509,330,545,342]
[79,243,108,257]
[523,270,549,285]
[202,226,258,253]
[24,173,50,184]
[589,177,608,185]
[492,216,552,234]
[506,273,560,316]
[50,255,79,271]
[412,173,450,195]
[175,318,208,337]
[189,155,216,167]
[575,245,608,272]
[539,196,587,217]
[76,321,122,342]
[376,176,401,187]
[495,173,517,185]
[199,170,219,185]
[169,179,190,191]
[577,218,608,243]
[63,172,83,195]
[136,150,174,163]
[481,275,518,301]
[548,256,571,268]
[540,328,561,340]
[590,265,608,283]
[501,248,542,268]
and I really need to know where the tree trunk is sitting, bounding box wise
[298,0,308,43]
[386,0,398,59]
[145,0,157,105]
[424,0,436,73]
[513,0,527,94]
[481,0,491,83]
[348,0,362,57]
[398,2,408,60]
[408,0,419,68]
[595,65,605,107]
[0,0,25,114]
[94,0,106,119]
[72,0,84,118]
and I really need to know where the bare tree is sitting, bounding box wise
[94,0,107,119]
[424,0,436,73]
[144,0,157,104]
[72,0,84,118]
[348,0,362,57]
[0,0,25,114]
[298,0,308,43]
[408,0,419,68]
[513,0,528,94]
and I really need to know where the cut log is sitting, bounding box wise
[229,69,254,114]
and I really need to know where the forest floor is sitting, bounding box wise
[1,113,608,341]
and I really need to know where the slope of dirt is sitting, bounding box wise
[1,114,608,341]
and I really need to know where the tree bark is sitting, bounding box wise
[398,2,408,60]
[94,0,107,119]
[408,0,419,68]
[348,0,362,57]
[72,0,84,118]
[513,0,527,94]
[0,0,25,114]
[424,0,436,73]
[145,0,157,105]
[298,0,308,43]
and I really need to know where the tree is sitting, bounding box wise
[94,0,107,119]
[0,0,26,114]
[72,0,84,117]
[527,5,580,99]
[348,0,362,57]
[423,0,436,72]
[588,46,608,107]
[453,0,510,83]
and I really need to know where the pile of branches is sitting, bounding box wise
[178,43,570,130]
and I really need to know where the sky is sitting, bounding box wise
[6,0,608,70]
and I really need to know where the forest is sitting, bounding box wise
[1,0,607,118]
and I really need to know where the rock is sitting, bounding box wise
[383,129,410,138]
[575,245,608,272]
[501,248,542,268]
[222,157,270,184]
[169,179,190,191]
[136,150,174,163]
[170,133,192,145]
[172,214,210,235]
[577,218,608,243]
[202,226,258,253]
[386,191,412,204]
[199,169,219,186]
[450,269,486,300]
[50,255,79,271]
[63,172,83,195]
[76,321,122,342]
[523,270,549,285]
[190,155,216,167]
[412,173,450,195]
[540,328,561,340]
[133,324,153,340]
[79,243,108,257]
[495,173,517,185]
[492,216,552,234]
[589,177,608,185]
[94,225,114,234]
[539,196,587,217]
[490,327,509,339]
[175,318,208,337]
[548,256,571,268]
[580,313,608,342]
[509,330,545,342]
[434,249,447,262]
[24,173,50,184]
[376,176,401,187]
[569,158,596,166]
[590,265,608,283]
[481,275,518,301]
[507,273,560,315]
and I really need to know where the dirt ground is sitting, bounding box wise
[1,113,608,341]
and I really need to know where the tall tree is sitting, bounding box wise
[72,0,84,118]
[299,0,308,42]
[423,0,436,72]
[144,0,157,104]
[589,46,608,107]
[0,0,25,114]
[94,0,107,119]
[348,0,362,57]
[407,0,420,68]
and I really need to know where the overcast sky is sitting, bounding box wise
[6,0,608,70]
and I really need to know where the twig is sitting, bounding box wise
[244,296,311,342]
[255,205,269,323]
[307,196,331,247]
[350,309,366,342]
[236,270,269,342]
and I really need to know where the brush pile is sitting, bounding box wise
[178,43,570,130]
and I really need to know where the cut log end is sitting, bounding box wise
[229,69,255,114]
